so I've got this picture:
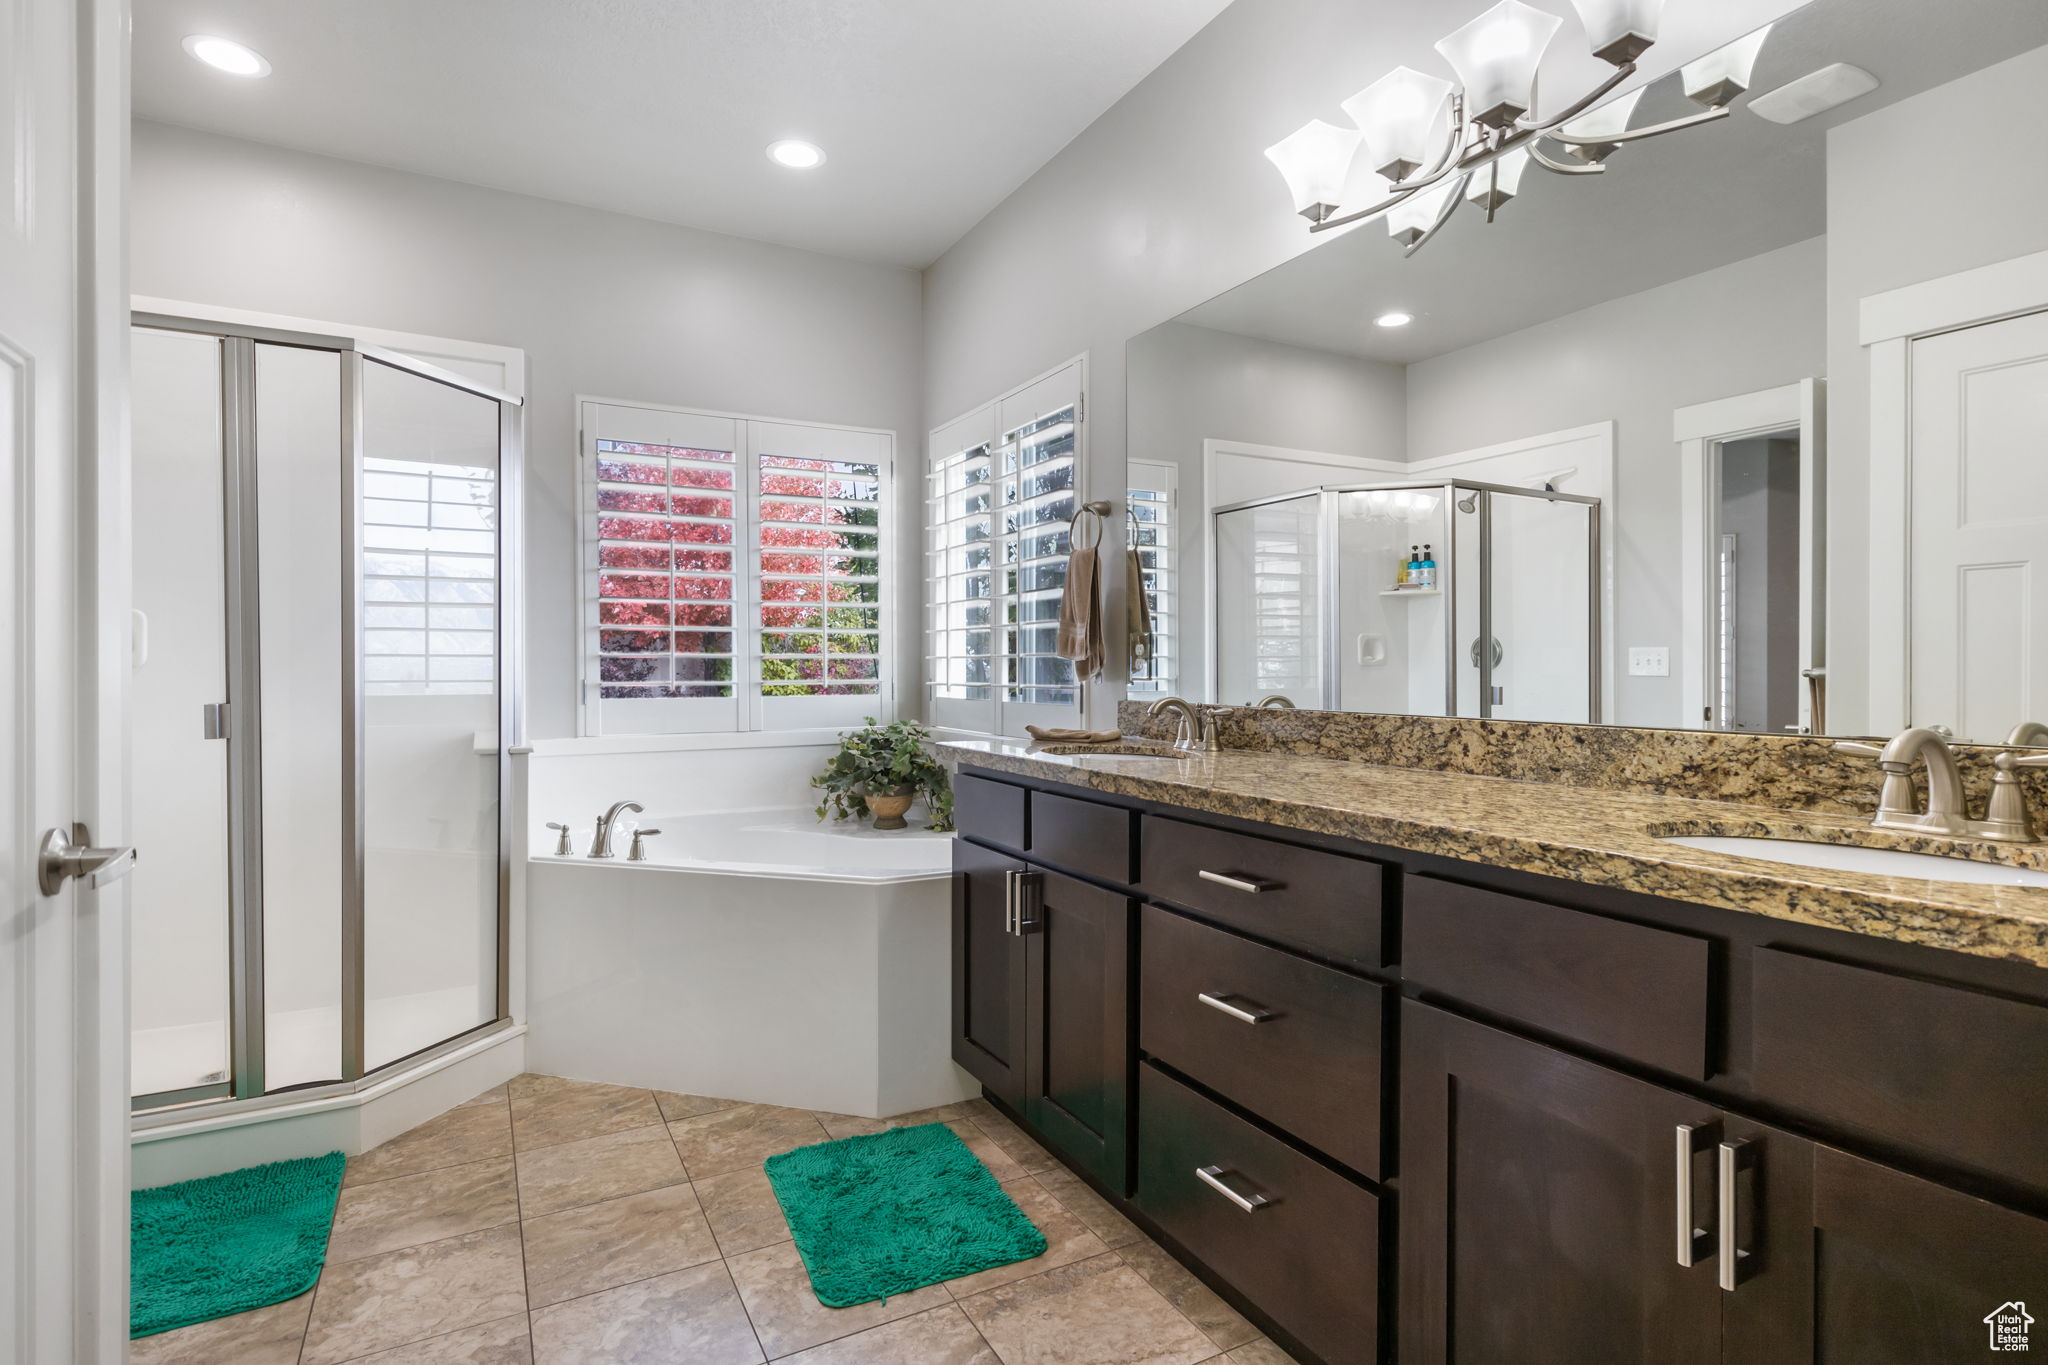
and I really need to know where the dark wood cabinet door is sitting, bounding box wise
[1399,1000,1723,1365]
[1022,867,1136,1192]
[952,838,1028,1110]
[1721,1113,2048,1364]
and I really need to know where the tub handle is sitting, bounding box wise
[627,828,662,861]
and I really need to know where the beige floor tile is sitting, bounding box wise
[1024,1164,1143,1249]
[511,1076,663,1152]
[939,1176,1109,1299]
[655,1090,738,1122]
[1226,1340,1303,1365]
[336,1313,532,1364]
[773,1303,998,1365]
[456,1082,511,1110]
[940,1119,1025,1184]
[1118,1239,1261,1351]
[811,1101,980,1140]
[302,1224,527,1365]
[521,1182,721,1308]
[967,1111,1057,1174]
[345,1102,513,1188]
[327,1157,520,1263]
[667,1102,830,1179]
[956,1253,1217,1365]
[514,1123,686,1217]
[693,1165,795,1257]
[129,1289,312,1365]
[526,1261,764,1365]
[726,1239,953,1359]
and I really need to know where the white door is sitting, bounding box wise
[1908,310,2048,743]
[1,0,130,1359]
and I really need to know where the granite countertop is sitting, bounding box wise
[941,737,2048,970]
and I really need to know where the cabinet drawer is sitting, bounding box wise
[1136,1063,1380,1365]
[1028,789,1137,885]
[955,772,1027,851]
[1752,948,2048,1192]
[1141,905,1384,1178]
[1403,876,1712,1079]
[1141,815,1386,968]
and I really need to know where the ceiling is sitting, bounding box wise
[1174,0,2048,365]
[131,0,1237,268]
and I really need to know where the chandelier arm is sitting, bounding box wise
[1402,174,1469,258]
[1308,95,1475,235]
[1585,103,1731,146]
[1526,139,1608,176]
[1518,62,1636,135]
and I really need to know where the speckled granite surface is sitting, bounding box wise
[1115,702,2048,818]
[943,737,2048,969]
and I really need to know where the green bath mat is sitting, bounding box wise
[131,1150,346,1338]
[765,1122,1047,1306]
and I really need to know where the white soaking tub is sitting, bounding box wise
[524,806,974,1118]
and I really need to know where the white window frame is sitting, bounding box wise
[925,357,1089,737]
[577,396,896,737]
[1126,458,1177,695]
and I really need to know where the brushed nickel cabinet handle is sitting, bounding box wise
[1674,1121,1718,1268]
[1003,869,1018,935]
[1015,871,1044,934]
[1718,1139,1754,1292]
[1197,992,1276,1024]
[1198,869,1280,893]
[1195,1164,1272,1212]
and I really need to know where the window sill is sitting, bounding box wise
[531,729,859,757]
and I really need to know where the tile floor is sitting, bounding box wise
[132,1074,1308,1365]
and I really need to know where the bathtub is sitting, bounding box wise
[524,806,976,1118]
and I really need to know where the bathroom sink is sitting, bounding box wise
[1040,744,1190,761]
[1657,835,2048,888]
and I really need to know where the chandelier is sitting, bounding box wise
[1264,0,1773,255]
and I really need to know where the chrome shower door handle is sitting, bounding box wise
[38,825,137,896]
[1194,1164,1272,1212]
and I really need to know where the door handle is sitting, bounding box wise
[38,825,137,896]
[1014,871,1044,934]
[1717,1139,1756,1292]
[1674,1121,1719,1268]
[1194,1164,1273,1212]
[1197,991,1277,1024]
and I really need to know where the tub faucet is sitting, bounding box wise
[1254,693,1297,709]
[589,800,643,858]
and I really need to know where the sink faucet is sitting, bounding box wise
[589,800,643,858]
[1146,696,1227,752]
[1835,728,2048,842]
[2007,720,2048,747]
[1253,693,1297,710]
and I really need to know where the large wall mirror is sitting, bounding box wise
[1125,0,2048,745]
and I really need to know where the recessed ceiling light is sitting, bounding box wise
[182,35,271,77]
[767,139,826,170]
[1375,311,1415,328]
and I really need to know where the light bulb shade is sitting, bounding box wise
[1435,0,1565,128]
[1566,0,1664,65]
[1466,147,1531,209]
[1341,66,1455,182]
[1682,23,1773,108]
[1265,119,1366,218]
[1386,177,1463,242]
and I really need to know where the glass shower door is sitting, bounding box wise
[1487,492,1596,723]
[1214,494,1323,707]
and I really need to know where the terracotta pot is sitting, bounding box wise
[863,788,916,830]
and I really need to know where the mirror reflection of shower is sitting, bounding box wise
[1211,480,1599,721]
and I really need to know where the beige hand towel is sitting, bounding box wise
[1125,546,1155,666]
[1055,546,1105,680]
[1025,726,1122,744]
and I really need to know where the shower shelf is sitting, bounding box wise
[1380,587,1442,597]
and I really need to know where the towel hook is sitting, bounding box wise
[1063,499,1112,552]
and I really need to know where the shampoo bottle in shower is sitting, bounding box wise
[1420,544,1436,589]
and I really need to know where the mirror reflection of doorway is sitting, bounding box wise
[1713,430,1802,733]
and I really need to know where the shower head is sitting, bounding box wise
[1456,493,1478,513]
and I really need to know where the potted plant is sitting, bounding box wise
[812,717,954,831]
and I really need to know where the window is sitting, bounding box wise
[582,401,891,735]
[361,456,497,694]
[1126,460,1176,694]
[925,359,1087,736]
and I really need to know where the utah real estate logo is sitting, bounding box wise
[1986,1302,2034,1351]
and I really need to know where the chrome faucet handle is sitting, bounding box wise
[1981,751,2048,843]
[627,828,662,861]
[545,822,573,857]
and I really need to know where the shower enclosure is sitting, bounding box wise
[128,314,522,1114]
[1211,480,1600,722]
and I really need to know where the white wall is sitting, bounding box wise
[1404,237,1826,726]
[129,120,924,742]
[1824,44,2048,734]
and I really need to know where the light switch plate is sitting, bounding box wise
[1628,647,1669,677]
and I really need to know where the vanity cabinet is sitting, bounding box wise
[951,838,1029,1109]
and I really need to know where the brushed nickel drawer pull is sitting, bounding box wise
[1197,991,1276,1024]
[1674,1121,1718,1268]
[1717,1139,1754,1292]
[1195,1164,1272,1212]
[1198,869,1280,893]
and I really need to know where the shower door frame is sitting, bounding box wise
[129,313,525,1118]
